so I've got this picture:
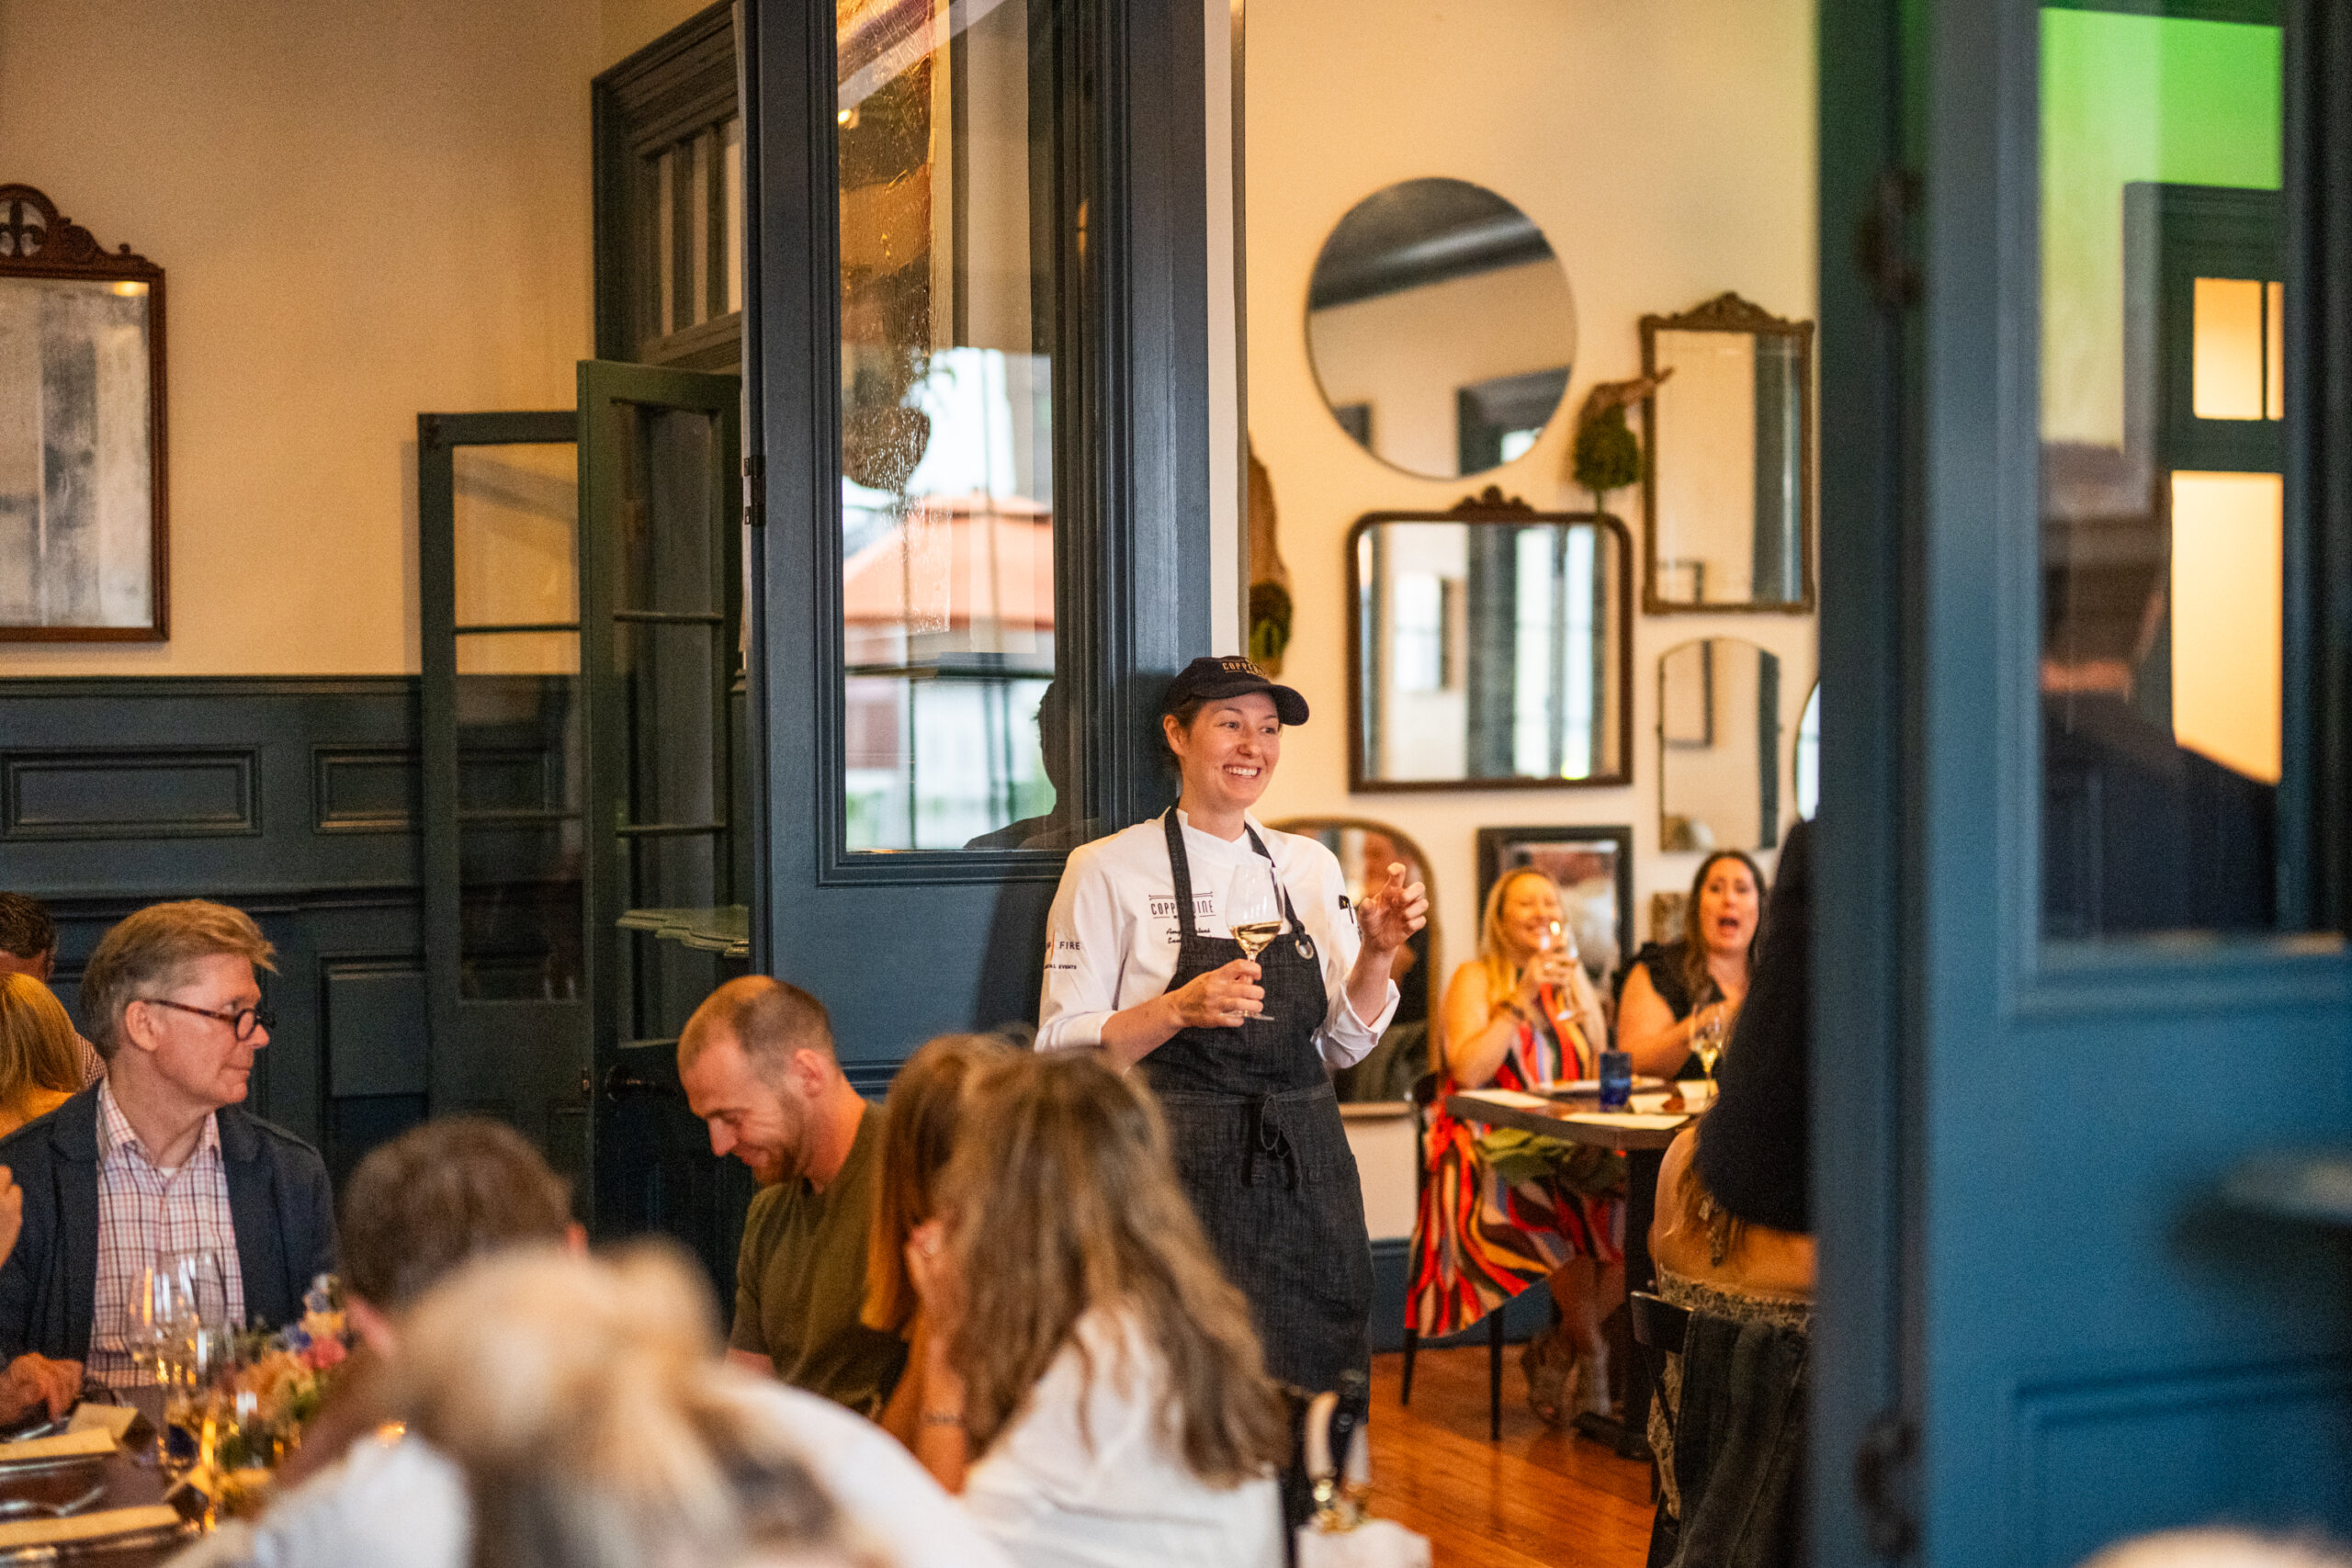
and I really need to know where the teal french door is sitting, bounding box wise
[1815,2,2352,1564]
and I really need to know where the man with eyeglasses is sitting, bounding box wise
[0,900,335,1420]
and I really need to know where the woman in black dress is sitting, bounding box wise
[1616,850,1765,1079]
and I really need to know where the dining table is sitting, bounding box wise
[1442,1084,1702,1460]
[0,1388,201,1565]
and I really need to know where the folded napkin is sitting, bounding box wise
[0,1504,180,1550]
[1462,1089,1553,1110]
[1566,1111,1689,1130]
[67,1404,138,1440]
[0,1428,116,1464]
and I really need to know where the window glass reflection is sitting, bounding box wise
[2038,6,2285,939]
[836,0,1079,852]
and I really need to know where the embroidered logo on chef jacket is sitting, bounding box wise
[1148,893,1216,920]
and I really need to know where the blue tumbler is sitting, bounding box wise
[1598,1049,1633,1111]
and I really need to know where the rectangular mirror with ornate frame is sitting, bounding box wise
[0,185,166,641]
[1638,291,1814,615]
[1349,489,1632,791]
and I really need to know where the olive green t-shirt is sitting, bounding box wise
[728,1101,907,1418]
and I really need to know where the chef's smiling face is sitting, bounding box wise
[1167,693,1282,816]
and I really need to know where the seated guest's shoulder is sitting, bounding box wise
[171,1429,469,1568]
[729,1374,1016,1568]
[0,1085,96,1162]
[223,1107,330,1172]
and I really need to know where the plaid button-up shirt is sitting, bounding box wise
[87,1081,243,1388]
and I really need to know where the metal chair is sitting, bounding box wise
[1627,1291,1690,1503]
[1399,1071,1510,1440]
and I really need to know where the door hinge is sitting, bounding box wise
[741,454,765,529]
[1857,167,1922,311]
[1854,1410,1918,1558]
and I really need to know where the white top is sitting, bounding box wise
[1036,811,1397,1068]
[964,1310,1284,1568]
[171,1372,1013,1568]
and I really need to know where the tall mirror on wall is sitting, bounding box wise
[1306,178,1577,478]
[1639,292,1815,612]
[1270,818,1436,1104]
[1658,637,1783,852]
[1350,493,1632,791]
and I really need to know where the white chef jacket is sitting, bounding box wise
[1036,810,1398,1069]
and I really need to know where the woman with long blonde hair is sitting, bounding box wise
[0,974,83,1136]
[901,1049,1288,1567]
[861,1032,1005,1450]
[1407,867,1624,1424]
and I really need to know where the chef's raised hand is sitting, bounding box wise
[1167,958,1265,1030]
[1358,863,1430,954]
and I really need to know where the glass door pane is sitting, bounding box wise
[421,419,590,1187]
[2038,6,2288,940]
[836,0,1081,852]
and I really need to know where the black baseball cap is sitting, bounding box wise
[1162,655,1309,727]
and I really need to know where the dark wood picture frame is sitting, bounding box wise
[1474,822,1634,985]
[1637,290,1816,615]
[1346,488,1634,793]
[0,185,166,642]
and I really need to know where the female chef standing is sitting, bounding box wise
[1037,656,1428,1393]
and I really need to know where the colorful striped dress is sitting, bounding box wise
[1406,1006,1626,1338]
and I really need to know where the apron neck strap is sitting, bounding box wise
[1162,810,1304,938]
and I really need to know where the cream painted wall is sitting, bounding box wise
[604,0,716,65]
[1246,0,1819,984]
[0,0,704,677]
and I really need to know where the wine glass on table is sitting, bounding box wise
[1692,1003,1728,1100]
[162,1250,235,1474]
[1535,920,1589,1082]
[1226,859,1285,1023]
[126,1260,188,1465]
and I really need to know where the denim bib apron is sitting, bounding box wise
[1140,808,1373,1393]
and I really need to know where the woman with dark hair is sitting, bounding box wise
[863,1032,1007,1450]
[901,1049,1290,1566]
[1616,850,1766,1079]
[1035,655,1426,1396]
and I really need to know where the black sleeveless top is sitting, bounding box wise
[1625,940,1701,1019]
[1621,939,1711,1079]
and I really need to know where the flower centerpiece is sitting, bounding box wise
[174,1277,352,1517]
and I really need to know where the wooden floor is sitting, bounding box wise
[1363,1345,1657,1568]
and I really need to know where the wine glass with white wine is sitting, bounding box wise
[1225,858,1285,1023]
[1693,1003,1727,1099]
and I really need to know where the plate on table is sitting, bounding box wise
[1543,1076,1669,1098]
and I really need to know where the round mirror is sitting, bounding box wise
[1306,178,1577,479]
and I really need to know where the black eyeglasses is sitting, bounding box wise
[137,998,274,1042]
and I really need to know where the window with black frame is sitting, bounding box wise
[594,5,744,372]
[834,0,1089,853]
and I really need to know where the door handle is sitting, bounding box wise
[602,1063,679,1102]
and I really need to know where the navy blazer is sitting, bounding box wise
[0,1085,336,1363]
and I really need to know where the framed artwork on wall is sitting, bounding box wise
[0,185,167,642]
[1475,823,1634,985]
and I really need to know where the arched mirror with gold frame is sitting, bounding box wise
[1269,817,1438,1103]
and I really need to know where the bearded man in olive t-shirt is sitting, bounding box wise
[678,976,906,1418]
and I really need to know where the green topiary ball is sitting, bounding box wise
[1572,403,1641,501]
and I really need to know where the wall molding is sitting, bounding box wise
[3,747,259,840]
[312,746,421,834]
